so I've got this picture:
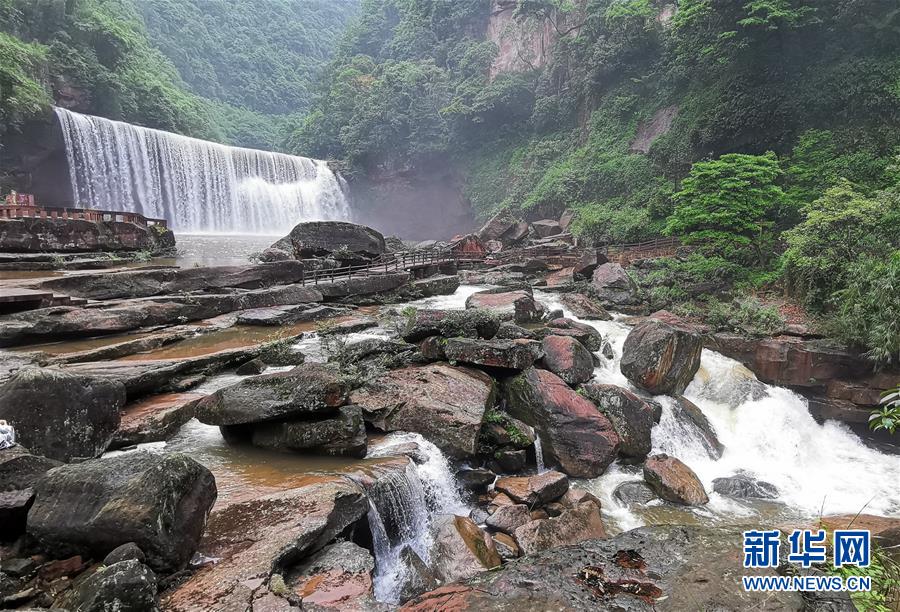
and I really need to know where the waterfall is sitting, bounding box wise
[532,290,900,527]
[54,108,351,234]
[533,431,546,473]
[367,432,468,603]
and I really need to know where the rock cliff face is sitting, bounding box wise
[0,218,175,254]
[0,113,73,206]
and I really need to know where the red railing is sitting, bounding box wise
[0,201,167,228]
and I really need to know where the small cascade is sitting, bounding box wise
[366,433,468,603]
[532,289,900,526]
[54,107,351,233]
[0,420,15,450]
[533,432,546,473]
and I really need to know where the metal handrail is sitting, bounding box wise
[0,203,168,228]
[298,248,485,286]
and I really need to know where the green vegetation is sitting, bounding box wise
[291,0,899,362]
[0,0,357,150]
[824,538,900,612]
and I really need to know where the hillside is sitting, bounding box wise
[289,0,900,363]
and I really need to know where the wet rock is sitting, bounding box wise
[591,263,639,306]
[465,289,546,324]
[503,368,620,477]
[402,308,500,342]
[712,475,778,500]
[0,445,61,491]
[559,293,611,320]
[456,469,496,493]
[429,515,501,583]
[444,337,543,371]
[418,336,447,361]
[643,454,708,506]
[494,471,569,507]
[110,392,203,450]
[412,274,460,297]
[28,452,217,572]
[401,525,803,611]
[54,559,159,612]
[580,384,656,461]
[558,487,603,512]
[235,357,267,375]
[481,412,534,449]
[514,502,606,555]
[0,367,123,462]
[613,481,658,506]
[287,541,375,609]
[489,449,527,473]
[545,267,574,289]
[236,303,339,326]
[531,219,562,238]
[249,406,367,458]
[340,338,416,365]
[1,557,35,578]
[104,542,146,566]
[494,322,534,340]
[195,363,347,426]
[162,477,367,612]
[0,216,173,255]
[269,221,386,260]
[491,532,520,561]
[477,211,519,243]
[542,317,604,351]
[0,489,34,540]
[620,313,703,395]
[485,504,531,535]
[350,364,496,459]
[541,335,594,385]
[671,395,724,459]
[572,250,607,280]
[397,546,439,603]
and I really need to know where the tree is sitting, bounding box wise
[782,179,896,308]
[665,152,785,265]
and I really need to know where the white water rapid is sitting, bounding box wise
[366,433,468,603]
[54,108,351,233]
[529,290,900,531]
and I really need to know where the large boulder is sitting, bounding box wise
[494,471,569,507]
[465,289,546,324]
[502,368,620,477]
[350,363,496,458]
[712,475,778,500]
[0,367,124,462]
[402,309,500,342]
[559,292,611,321]
[429,515,501,583]
[161,477,367,611]
[541,335,594,385]
[591,263,639,306]
[443,337,543,371]
[268,221,386,259]
[620,313,703,395]
[28,452,217,572]
[643,454,708,506]
[513,501,606,555]
[485,504,531,535]
[572,249,607,280]
[671,395,724,459]
[540,318,604,352]
[477,211,519,243]
[195,363,347,426]
[53,559,159,612]
[249,406,367,458]
[0,216,173,254]
[580,384,657,461]
[530,219,562,238]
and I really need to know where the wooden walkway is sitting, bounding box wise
[298,248,485,286]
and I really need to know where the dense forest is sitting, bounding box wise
[289,0,900,365]
[0,0,356,149]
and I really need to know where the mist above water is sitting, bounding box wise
[55,107,351,233]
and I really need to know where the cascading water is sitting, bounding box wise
[54,107,351,233]
[366,433,468,603]
[533,430,546,474]
[531,290,900,529]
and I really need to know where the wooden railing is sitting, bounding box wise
[298,248,485,286]
[0,203,168,228]
[603,237,682,263]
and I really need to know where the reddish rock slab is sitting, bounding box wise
[559,292,611,320]
[513,500,607,555]
[503,368,620,477]
[620,312,703,395]
[161,477,367,612]
[429,515,501,584]
[465,289,545,324]
[350,363,496,458]
[443,337,543,371]
[494,470,569,507]
[111,392,204,449]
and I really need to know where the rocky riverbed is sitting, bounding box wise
[0,219,897,611]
